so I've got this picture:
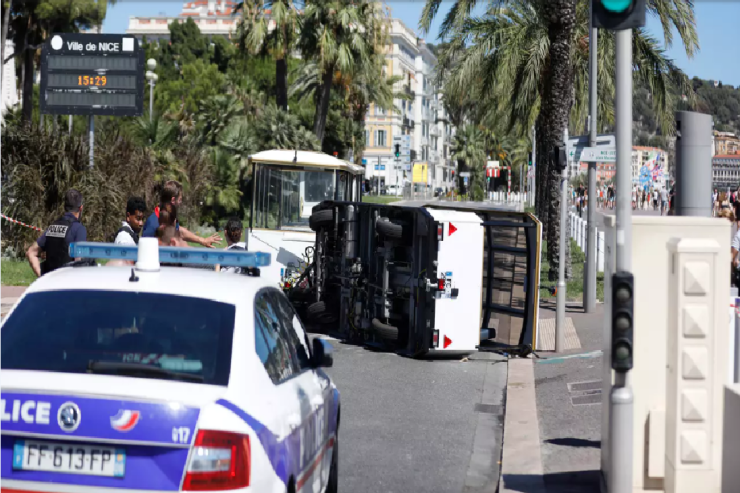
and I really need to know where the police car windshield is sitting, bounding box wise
[1,290,235,386]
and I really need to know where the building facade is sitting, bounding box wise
[712,155,740,190]
[127,0,239,41]
[363,19,455,191]
[713,131,740,157]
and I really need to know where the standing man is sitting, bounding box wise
[660,187,669,216]
[142,180,220,247]
[115,197,147,246]
[26,189,87,277]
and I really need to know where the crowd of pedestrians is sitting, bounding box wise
[572,182,674,216]
[26,181,237,277]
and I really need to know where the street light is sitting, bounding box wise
[145,58,158,122]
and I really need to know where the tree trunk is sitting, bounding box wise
[353,106,367,165]
[21,43,33,123]
[540,0,576,282]
[276,57,288,111]
[312,66,333,145]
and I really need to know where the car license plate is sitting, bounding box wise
[12,440,125,477]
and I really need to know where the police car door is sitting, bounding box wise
[267,290,329,492]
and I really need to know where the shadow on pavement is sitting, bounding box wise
[544,438,601,449]
[500,470,600,493]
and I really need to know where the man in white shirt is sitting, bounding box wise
[660,187,669,215]
[114,197,147,246]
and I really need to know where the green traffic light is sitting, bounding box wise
[601,0,632,13]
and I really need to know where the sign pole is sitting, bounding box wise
[556,127,569,353]
[88,115,94,168]
[585,3,598,313]
[610,27,634,493]
[531,126,536,207]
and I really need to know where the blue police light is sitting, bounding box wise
[69,242,271,268]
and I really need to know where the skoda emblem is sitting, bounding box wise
[57,402,81,432]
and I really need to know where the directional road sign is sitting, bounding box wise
[580,147,616,163]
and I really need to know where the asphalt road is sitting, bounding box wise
[323,339,507,493]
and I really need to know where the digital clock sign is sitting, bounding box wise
[40,33,144,116]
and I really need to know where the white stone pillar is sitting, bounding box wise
[665,238,727,493]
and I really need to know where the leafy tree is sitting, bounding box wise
[156,59,226,115]
[422,0,697,278]
[7,0,107,123]
[452,124,487,200]
[236,0,299,110]
[298,0,384,144]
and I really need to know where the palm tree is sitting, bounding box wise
[453,124,487,200]
[197,94,242,146]
[290,56,407,162]
[298,0,385,144]
[235,0,299,110]
[421,0,697,279]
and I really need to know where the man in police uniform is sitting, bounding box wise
[26,189,87,277]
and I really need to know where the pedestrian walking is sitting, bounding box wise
[115,196,147,246]
[660,187,669,216]
[26,189,87,277]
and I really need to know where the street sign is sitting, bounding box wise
[566,134,616,163]
[40,33,145,116]
[580,147,616,162]
[486,160,499,169]
[459,172,471,178]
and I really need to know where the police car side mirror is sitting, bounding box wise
[311,338,334,368]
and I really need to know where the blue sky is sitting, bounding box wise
[102,1,740,87]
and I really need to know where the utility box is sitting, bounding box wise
[600,215,730,492]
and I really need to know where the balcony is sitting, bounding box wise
[421,136,428,147]
[430,125,440,137]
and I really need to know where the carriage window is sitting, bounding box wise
[253,164,352,230]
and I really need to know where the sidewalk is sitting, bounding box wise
[500,301,604,493]
[1,285,26,318]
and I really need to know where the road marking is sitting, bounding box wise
[568,380,603,406]
[536,350,603,364]
[499,358,546,493]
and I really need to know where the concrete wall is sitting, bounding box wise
[600,214,730,492]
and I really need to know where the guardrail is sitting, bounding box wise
[569,211,605,272]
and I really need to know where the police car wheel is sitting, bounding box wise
[309,210,334,232]
[326,437,338,493]
[371,318,398,341]
[375,218,403,240]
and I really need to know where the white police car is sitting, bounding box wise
[1,238,339,493]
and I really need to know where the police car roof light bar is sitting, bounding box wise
[69,239,272,272]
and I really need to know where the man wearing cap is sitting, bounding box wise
[26,189,87,277]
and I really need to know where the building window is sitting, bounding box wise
[376,130,386,147]
[365,130,370,146]
[377,106,385,116]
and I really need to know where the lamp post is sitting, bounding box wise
[145,58,158,122]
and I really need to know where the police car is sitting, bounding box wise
[1,238,340,493]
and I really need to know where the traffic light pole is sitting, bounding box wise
[584,4,598,313]
[610,27,633,493]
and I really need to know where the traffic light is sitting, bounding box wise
[592,0,646,30]
[611,271,634,372]
[528,152,532,166]
[394,144,401,158]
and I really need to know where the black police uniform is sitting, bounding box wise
[39,213,85,275]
